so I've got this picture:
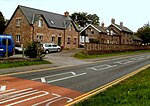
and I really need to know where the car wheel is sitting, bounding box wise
[45,50,49,54]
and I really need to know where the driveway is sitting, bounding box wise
[44,48,88,66]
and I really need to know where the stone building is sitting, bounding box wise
[5,5,80,49]
[80,18,142,46]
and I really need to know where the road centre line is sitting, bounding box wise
[47,73,87,83]
[32,72,76,80]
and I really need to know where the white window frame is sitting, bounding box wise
[38,19,43,27]
[16,18,21,26]
[69,23,72,31]
[36,35,43,41]
[16,35,21,42]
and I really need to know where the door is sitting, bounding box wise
[58,37,61,46]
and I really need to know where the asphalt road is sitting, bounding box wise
[11,53,150,92]
[1,53,150,106]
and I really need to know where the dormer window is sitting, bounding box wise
[38,19,43,27]
[50,20,54,25]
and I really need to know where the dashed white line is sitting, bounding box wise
[47,73,87,83]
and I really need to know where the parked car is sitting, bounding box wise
[15,46,23,54]
[40,43,61,53]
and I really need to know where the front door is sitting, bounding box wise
[58,37,61,46]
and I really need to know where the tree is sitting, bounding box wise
[135,22,150,45]
[0,11,5,34]
[70,12,100,27]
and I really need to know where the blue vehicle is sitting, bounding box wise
[0,34,14,57]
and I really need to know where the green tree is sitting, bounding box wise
[135,23,150,45]
[70,12,100,27]
[0,11,5,34]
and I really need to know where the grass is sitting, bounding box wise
[75,67,150,106]
[74,50,150,59]
[0,60,51,69]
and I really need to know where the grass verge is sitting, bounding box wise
[74,50,150,59]
[0,60,51,69]
[75,67,150,106]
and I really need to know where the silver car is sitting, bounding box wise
[40,43,61,53]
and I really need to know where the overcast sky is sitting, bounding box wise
[0,0,150,31]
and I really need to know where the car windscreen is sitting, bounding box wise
[2,39,11,46]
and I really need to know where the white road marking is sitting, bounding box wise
[87,64,117,71]
[98,65,117,71]
[0,88,33,99]
[0,89,15,94]
[114,60,133,64]
[5,91,49,106]
[32,93,61,106]
[47,73,87,83]
[32,72,76,80]
[45,97,73,106]
[0,89,38,101]
[0,85,6,91]
[41,78,46,83]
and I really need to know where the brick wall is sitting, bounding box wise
[85,43,150,54]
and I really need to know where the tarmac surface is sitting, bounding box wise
[0,49,148,75]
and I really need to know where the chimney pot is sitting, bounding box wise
[64,11,69,17]
[101,22,105,28]
[111,18,115,24]
[120,22,123,26]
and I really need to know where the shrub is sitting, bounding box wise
[24,42,45,59]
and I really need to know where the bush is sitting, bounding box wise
[24,42,45,59]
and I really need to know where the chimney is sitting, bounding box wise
[64,11,69,17]
[120,22,123,27]
[101,22,105,28]
[111,18,115,24]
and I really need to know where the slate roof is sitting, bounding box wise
[131,35,143,41]
[17,5,78,30]
[80,24,107,33]
[112,23,133,34]
[93,25,107,33]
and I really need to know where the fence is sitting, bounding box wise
[85,43,150,54]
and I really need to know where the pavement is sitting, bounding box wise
[0,49,149,75]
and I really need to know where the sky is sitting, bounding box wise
[0,0,150,32]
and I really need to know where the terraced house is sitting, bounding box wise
[80,18,142,46]
[5,5,80,49]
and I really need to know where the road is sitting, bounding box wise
[0,53,150,106]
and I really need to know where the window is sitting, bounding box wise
[67,37,71,44]
[16,19,21,26]
[38,19,43,27]
[91,29,94,34]
[69,23,72,31]
[37,35,43,41]
[16,35,21,42]
[52,36,55,43]
[74,38,77,44]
